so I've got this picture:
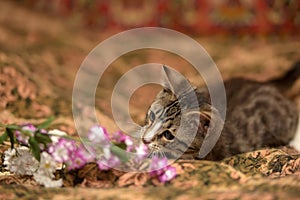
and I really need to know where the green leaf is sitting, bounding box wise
[28,137,41,161]
[0,131,8,144]
[113,142,127,150]
[6,124,20,130]
[110,145,130,162]
[37,116,55,129]
[6,128,15,149]
[35,132,52,146]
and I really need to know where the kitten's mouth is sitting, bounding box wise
[149,143,160,152]
[148,143,166,158]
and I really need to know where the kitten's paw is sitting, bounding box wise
[289,113,300,152]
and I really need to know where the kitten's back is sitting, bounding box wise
[226,78,298,145]
[207,61,300,160]
[206,77,299,160]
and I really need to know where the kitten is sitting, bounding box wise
[141,62,300,160]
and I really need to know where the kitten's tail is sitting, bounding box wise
[270,60,300,90]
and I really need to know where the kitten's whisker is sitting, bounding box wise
[158,150,163,158]
[159,150,167,159]
[161,150,167,159]
[147,149,154,158]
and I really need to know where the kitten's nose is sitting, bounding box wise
[141,122,162,144]
[142,137,152,144]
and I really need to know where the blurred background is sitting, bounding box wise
[0,0,299,133]
[18,0,300,35]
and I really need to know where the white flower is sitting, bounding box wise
[37,152,58,178]
[33,172,63,188]
[48,129,67,144]
[4,146,39,175]
[103,146,112,159]
[125,137,133,146]
[32,152,63,188]
[3,148,16,167]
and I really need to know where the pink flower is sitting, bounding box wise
[96,146,120,170]
[111,131,134,151]
[66,146,91,170]
[111,131,133,145]
[124,137,134,151]
[78,145,95,163]
[111,131,126,143]
[131,143,149,164]
[15,124,37,145]
[21,124,37,132]
[48,138,76,163]
[48,137,94,170]
[157,166,177,183]
[135,143,148,158]
[88,125,109,145]
[15,130,31,145]
[149,156,177,183]
[97,155,120,170]
[149,156,168,174]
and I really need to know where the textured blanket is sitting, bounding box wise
[0,1,299,199]
[1,148,300,199]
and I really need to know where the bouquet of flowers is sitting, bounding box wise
[0,117,177,187]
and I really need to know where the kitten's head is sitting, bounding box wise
[141,65,219,159]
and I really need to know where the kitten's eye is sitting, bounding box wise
[148,111,155,122]
[162,130,175,141]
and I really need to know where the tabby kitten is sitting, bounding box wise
[141,63,300,160]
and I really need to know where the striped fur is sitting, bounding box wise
[141,64,299,160]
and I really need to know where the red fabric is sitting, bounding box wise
[24,0,300,35]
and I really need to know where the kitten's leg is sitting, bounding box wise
[289,113,300,151]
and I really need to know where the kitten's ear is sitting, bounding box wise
[161,65,193,96]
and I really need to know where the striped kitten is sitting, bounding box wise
[141,62,300,160]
